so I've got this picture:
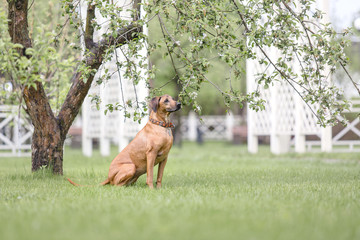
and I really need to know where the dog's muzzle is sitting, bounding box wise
[167,102,182,112]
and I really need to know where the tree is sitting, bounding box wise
[1,0,358,175]
[2,0,143,174]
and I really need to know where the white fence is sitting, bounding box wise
[0,106,33,157]
[304,100,360,152]
[0,103,359,157]
[180,112,244,141]
[80,111,244,157]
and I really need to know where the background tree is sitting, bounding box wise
[148,5,247,116]
[0,0,358,175]
[147,0,358,118]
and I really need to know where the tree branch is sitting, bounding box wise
[280,0,321,87]
[157,14,181,79]
[132,0,142,21]
[57,18,143,135]
[85,2,96,49]
[339,62,360,95]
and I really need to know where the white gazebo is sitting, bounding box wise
[80,0,149,157]
[246,0,335,154]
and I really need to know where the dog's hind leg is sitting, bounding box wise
[113,163,136,186]
[127,176,140,186]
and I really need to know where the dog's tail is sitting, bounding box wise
[100,178,110,186]
[67,178,81,186]
[67,178,110,187]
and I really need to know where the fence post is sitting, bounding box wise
[188,111,197,141]
[118,114,127,152]
[270,81,291,154]
[100,82,110,156]
[82,100,93,157]
[100,137,110,156]
[321,127,332,152]
[225,111,234,141]
[246,50,259,153]
[319,0,333,153]
[294,70,306,153]
[247,121,259,153]
[13,108,19,156]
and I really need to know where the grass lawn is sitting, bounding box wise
[0,142,359,240]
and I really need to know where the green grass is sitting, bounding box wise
[1,142,360,240]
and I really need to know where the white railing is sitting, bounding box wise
[303,99,360,152]
[2,99,358,158]
[179,112,244,141]
[0,106,33,157]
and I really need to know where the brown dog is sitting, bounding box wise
[91,94,181,189]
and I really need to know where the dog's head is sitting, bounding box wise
[149,95,181,114]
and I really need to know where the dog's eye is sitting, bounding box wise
[164,99,169,103]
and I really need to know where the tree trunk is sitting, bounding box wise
[23,81,66,174]
[8,0,80,175]
[31,124,65,174]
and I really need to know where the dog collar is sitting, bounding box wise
[149,118,175,129]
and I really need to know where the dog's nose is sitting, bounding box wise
[177,102,182,109]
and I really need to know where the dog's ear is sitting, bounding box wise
[149,96,161,113]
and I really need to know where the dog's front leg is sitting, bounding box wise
[146,151,157,189]
[156,158,168,188]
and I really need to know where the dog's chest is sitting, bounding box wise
[156,145,170,157]
[150,128,173,164]
[155,141,172,163]
[155,151,168,164]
